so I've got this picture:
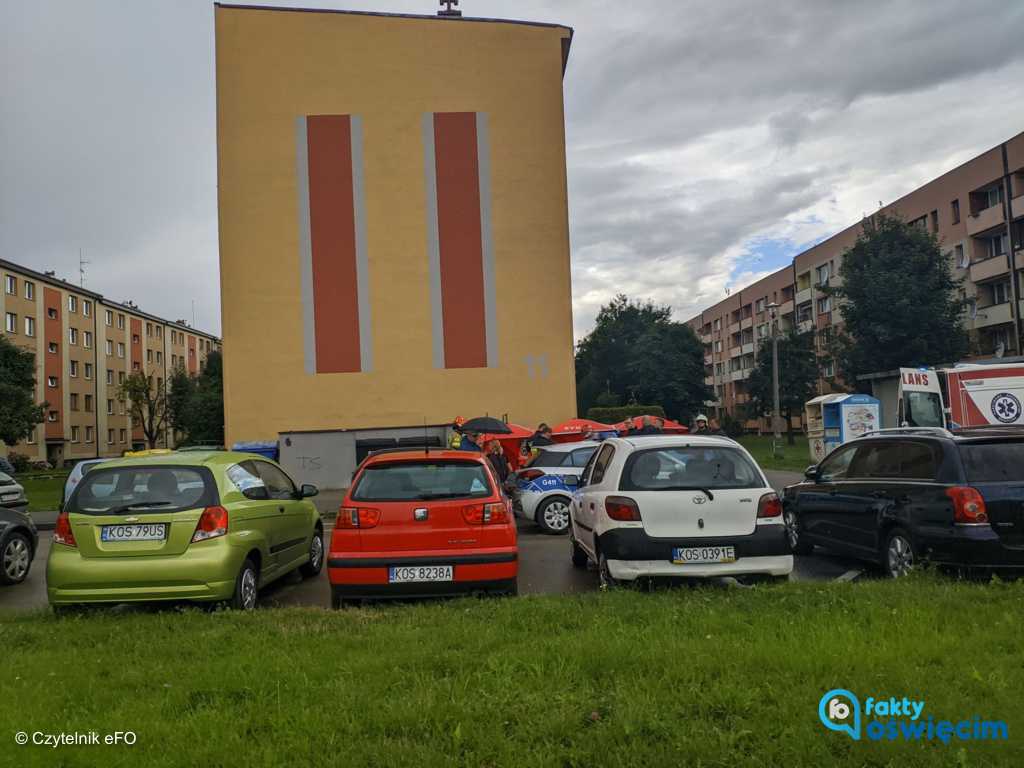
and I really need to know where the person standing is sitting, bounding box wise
[637,416,663,435]
[529,423,554,447]
[459,431,482,452]
[487,439,510,485]
[707,417,726,436]
[693,414,710,434]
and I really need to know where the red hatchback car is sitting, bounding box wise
[328,449,518,606]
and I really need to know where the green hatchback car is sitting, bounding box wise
[47,451,324,611]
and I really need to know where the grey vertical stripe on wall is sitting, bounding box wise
[422,113,445,369]
[349,115,373,372]
[476,112,498,368]
[294,116,317,375]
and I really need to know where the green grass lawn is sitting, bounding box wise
[18,472,67,512]
[737,433,812,473]
[1,575,1021,766]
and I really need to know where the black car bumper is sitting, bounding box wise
[331,578,516,601]
[596,524,790,561]
[921,525,1024,569]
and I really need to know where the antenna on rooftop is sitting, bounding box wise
[78,248,90,288]
[438,0,462,16]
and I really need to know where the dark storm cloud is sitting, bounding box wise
[2,1,1023,339]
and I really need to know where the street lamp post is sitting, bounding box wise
[767,302,782,457]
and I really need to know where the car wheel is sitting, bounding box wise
[231,558,259,610]
[0,533,32,585]
[536,496,571,535]
[299,527,324,578]
[570,534,589,569]
[598,552,618,590]
[883,528,916,578]
[783,508,814,555]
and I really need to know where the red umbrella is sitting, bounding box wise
[615,415,689,434]
[551,418,616,443]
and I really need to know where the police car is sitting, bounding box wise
[515,441,600,534]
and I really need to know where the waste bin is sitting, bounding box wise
[231,441,280,461]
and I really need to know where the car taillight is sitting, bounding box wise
[605,496,641,521]
[192,505,229,542]
[336,507,382,529]
[757,492,782,518]
[518,469,544,482]
[462,502,510,525]
[53,511,77,548]
[946,487,988,525]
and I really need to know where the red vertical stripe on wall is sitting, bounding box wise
[43,287,63,440]
[131,318,144,441]
[187,335,197,374]
[433,112,487,369]
[307,115,361,373]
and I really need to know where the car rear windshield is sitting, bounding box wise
[67,466,217,515]
[351,461,494,501]
[960,441,1024,483]
[525,450,568,468]
[619,446,763,491]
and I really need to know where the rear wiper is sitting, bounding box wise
[662,486,715,500]
[104,502,175,515]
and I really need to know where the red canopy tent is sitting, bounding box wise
[477,423,534,470]
[550,417,617,444]
[614,415,689,435]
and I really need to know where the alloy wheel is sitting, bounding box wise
[3,538,29,581]
[887,535,914,577]
[310,533,323,570]
[543,500,570,532]
[783,510,800,550]
[240,567,258,609]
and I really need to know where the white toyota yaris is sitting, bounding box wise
[567,435,793,586]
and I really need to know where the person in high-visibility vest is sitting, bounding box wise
[448,417,466,449]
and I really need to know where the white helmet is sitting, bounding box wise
[695,414,708,423]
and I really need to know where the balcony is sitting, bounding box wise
[741,342,754,355]
[974,301,1013,329]
[795,287,812,305]
[967,204,1005,236]
[704,355,713,366]
[704,376,715,387]
[970,254,1008,283]
[797,319,814,334]
[730,346,742,358]
[778,299,794,315]
[728,321,741,335]
[730,369,748,382]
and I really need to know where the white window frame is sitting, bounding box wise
[24,281,34,300]
[23,316,35,337]
[69,327,78,345]
[68,295,77,313]
[105,310,113,326]
[4,312,16,333]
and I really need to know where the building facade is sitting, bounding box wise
[215,5,576,486]
[1,258,221,466]
[687,130,1024,423]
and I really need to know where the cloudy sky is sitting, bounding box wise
[3,1,1024,339]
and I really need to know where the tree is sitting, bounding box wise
[118,372,168,449]
[167,352,225,446]
[0,335,46,445]
[746,329,818,444]
[166,364,194,442]
[575,295,713,421]
[826,213,969,382]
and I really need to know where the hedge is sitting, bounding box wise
[586,405,666,424]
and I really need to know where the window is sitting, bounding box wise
[47,376,58,388]
[961,442,1024,482]
[815,263,831,286]
[84,362,92,379]
[83,300,92,317]
[47,307,58,320]
[755,298,765,313]
[107,429,115,445]
[823,359,835,378]
[69,360,79,377]
[817,296,832,314]
[85,426,93,443]
[24,317,35,337]
[955,244,967,269]
[713,340,722,353]
[3,275,15,295]
[24,281,34,300]
[146,322,152,337]
[84,394,93,412]
[132,334,140,345]
[117,342,125,358]
[71,426,80,443]
[951,199,960,225]
[820,326,834,346]
[69,327,78,345]
[147,350,153,363]
[117,314,125,329]
[105,309,113,326]
[26,429,36,445]
[589,444,616,486]
[619,446,762,491]
[930,210,938,232]
[756,323,769,339]
[68,296,78,313]
[569,447,598,467]
[254,462,298,500]
[107,399,114,415]
[70,393,79,410]
[119,429,127,443]
[985,185,1004,210]
[817,445,857,481]
[48,410,59,422]
[48,342,58,354]
[910,215,927,230]
[69,467,216,516]
[850,441,937,480]
[106,339,113,355]
[118,371,125,384]
[989,233,1009,259]
[156,351,162,363]
[156,326,162,339]
[83,331,92,349]
[993,280,1012,305]
[132,362,140,372]
[4,313,16,333]
[351,460,494,502]
[713,318,721,331]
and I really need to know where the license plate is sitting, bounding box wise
[388,565,453,583]
[0,492,18,502]
[101,524,167,542]
[672,546,736,564]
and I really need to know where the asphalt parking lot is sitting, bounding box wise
[0,470,870,613]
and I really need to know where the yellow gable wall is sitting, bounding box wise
[216,7,576,441]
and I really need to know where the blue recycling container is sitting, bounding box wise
[231,441,280,461]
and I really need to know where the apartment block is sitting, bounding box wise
[1,258,221,466]
[688,130,1024,424]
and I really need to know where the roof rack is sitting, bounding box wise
[859,427,955,439]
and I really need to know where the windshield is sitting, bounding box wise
[67,466,217,515]
[351,461,494,501]
[904,391,944,428]
[525,449,568,468]
[960,442,1024,482]
[619,446,762,491]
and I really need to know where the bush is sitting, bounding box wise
[6,452,31,473]
[719,413,745,438]
[586,405,666,424]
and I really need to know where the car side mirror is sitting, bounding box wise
[563,474,580,488]
[300,483,319,498]
[804,465,819,482]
